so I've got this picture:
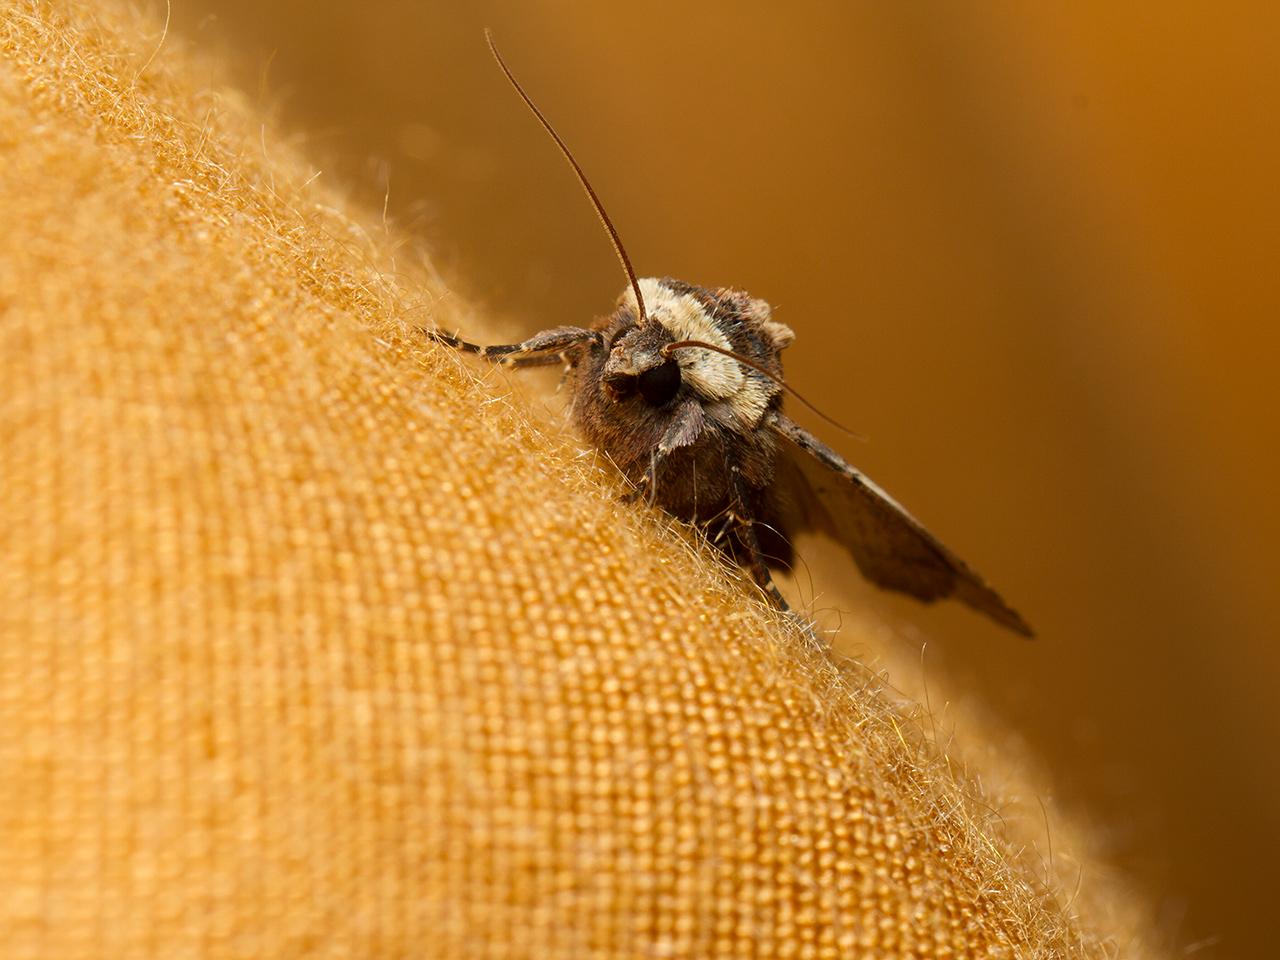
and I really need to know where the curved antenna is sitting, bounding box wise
[485,29,647,325]
[662,339,865,440]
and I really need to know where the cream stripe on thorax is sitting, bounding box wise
[620,278,772,427]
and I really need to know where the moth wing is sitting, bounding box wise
[770,413,1033,636]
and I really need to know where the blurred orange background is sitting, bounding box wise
[172,2,1278,954]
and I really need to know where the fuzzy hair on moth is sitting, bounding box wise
[428,30,1032,637]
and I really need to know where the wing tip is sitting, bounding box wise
[957,581,1035,638]
[991,603,1036,639]
[947,570,1034,640]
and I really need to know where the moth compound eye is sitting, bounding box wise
[637,359,681,407]
[602,372,636,401]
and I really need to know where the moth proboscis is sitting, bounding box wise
[429,30,1033,638]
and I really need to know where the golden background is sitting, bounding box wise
[171,2,1278,954]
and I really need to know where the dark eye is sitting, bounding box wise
[637,359,682,407]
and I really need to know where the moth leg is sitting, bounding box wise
[726,466,789,612]
[726,472,822,641]
[733,515,790,611]
[510,352,573,370]
[427,326,601,366]
[619,400,706,505]
[619,450,666,507]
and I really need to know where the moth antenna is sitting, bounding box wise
[485,28,648,326]
[662,339,865,440]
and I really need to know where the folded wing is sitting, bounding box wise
[770,413,1033,637]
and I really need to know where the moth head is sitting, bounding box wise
[606,278,771,422]
[600,321,682,407]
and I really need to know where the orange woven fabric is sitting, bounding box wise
[0,3,1153,957]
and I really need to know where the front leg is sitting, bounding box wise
[428,326,602,367]
[620,400,705,505]
[726,464,790,612]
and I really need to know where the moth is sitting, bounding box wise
[431,32,1032,637]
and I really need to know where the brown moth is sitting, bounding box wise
[431,31,1033,637]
